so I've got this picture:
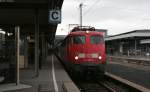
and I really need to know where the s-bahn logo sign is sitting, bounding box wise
[49,10,61,24]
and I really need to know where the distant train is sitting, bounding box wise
[57,26,106,78]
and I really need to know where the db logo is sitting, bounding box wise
[49,10,61,24]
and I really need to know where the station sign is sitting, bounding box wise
[49,10,61,24]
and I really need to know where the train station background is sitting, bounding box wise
[105,30,150,57]
[0,0,150,91]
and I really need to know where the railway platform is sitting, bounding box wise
[107,56,150,89]
[108,55,150,66]
[0,55,79,92]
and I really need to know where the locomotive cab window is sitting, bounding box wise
[69,36,85,44]
[90,35,104,44]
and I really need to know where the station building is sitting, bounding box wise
[105,30,150,57]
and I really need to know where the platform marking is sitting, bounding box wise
[51,55,59,92]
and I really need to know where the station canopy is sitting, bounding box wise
[105,30,150,41]
[0,0,63,34]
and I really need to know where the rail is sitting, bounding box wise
[104,72,150,92]
[72,73,150,92]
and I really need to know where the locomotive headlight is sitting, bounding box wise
[98,56,102,60]
[86,31,89,33]
[75,56,79,60]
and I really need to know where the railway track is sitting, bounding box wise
[75,80,126,92]
[73,73,150,92]
[77,81,112,92]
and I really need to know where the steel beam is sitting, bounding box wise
[15,26,20,85]
[34,9,39,77]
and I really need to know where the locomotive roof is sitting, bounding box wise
[69,31,104,36]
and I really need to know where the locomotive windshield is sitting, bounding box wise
[70,36,85,44]
[90,35,104,44]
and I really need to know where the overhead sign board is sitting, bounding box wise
[49,10,61,24]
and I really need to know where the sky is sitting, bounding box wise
[56,0,150,35]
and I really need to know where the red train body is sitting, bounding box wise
[58,27,106,78]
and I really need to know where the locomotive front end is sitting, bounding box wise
[68,31,106,76]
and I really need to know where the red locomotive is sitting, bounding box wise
[57,26,106,78]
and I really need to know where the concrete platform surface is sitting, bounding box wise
[63,82,80,92]
[1,55,75,92]
[0,83,31,92]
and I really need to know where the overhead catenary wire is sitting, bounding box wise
[73,0,85,3]
[83,0,101,16]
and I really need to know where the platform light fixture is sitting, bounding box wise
[0,28,6,34]
[7,33,13,36]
